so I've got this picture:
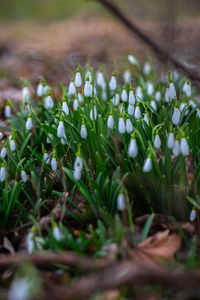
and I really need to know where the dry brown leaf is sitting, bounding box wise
[137,230,181,261]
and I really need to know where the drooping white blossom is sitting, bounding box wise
[117,192,126,210]
[44,95,54,110]
[134,104,141,119]
[0,165,6,182]
[68,80,76,95]
[172,107,180,125]
[26,116,33,131]
[107,114,114,129]
[21,170,27,183]
[90,106,97,120]
[62,101,69,115]
[84,79,92,97]
[128,137,138,158]
[4,105,11,118]
[109,74,117,91]
[154,134,161,149]
[123,70,131,84]
[172,139,180,156]
[180,136,189,156]
[80,124,87,139]
[183,81,191,97]
[121,88,128,102]
[167,132,175,149]
[118,117,126,134]
[143,156,152,173]
[75,71,82,88]
[143,62,151,75]
[126,118,133,133]
[128,89,135,105]
[51,157,57,171]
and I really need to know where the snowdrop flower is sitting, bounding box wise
[75,69,82,87]
[172,106,180,125]
[126,118,133,133]
[85,70,92,83]
[9,136,16,152]
[57,120,66,139]
[155,91,161,102]
[109,73,117,91]
[121,87,128,102]
[21,170,27,183]
[46,135,51,144]
[167,131,175,149]
[165,86,171,102]
[4,104,11,118]
[154,133,161,149]
[24,101,30,115]
[1,146,7,159]
[96,71,106,89]
[26,228,35,253]
[117,192,126,211]
[143,62,151,75]
[37,83,44,97]
[90,106,97,120]
[62,101,69,116]
[78,92,84,104]
[74,168,82,180]
[146,82,154,96]
[128,54,137,65]
[189,100,196,108]
[143,155,152,173]
[172,137,180,156]
[51,155,57,171]
[169,82,176,99]
[43,152,50,164]
[112,93,120,106]
[102,89,107,101]
[128,134,138,158]
[80,122,87,139]
[73,99,78,111]
[68,80,76,96]
[0,132,3,140]
[107,113,114,129]
[84,78,92,97]
[189,208,196,222]
[0,164,6,182]
[143,113,149,125]
[74,154,83,180]
[52,223,64,241]
[196,108,200,118]
[8,277,32,300]
[118,115,126,134]
[26,115,33,131]
[135,86,143,101]
[183,81,191,97]
[128,104,134,116]
[22,87,30,101]
[134,103,141,119]
[123,70,131,83]
[180,134,189,156]
[180,101,186,112]
[129,88,135,105]
[150,100,157,111]
[44,95,54,110]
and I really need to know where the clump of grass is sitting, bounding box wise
[0,56,200,253]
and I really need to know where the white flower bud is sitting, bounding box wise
[172,139,180,156]
[167,132,175,149]
[117,193,126,210]
[197,108,200,118]
[154,134,161,149]
[134,105,141,119]
[96,71,106,89]
[4,105,11,118]
[150,100,157,111]
[107,115,114,129]
[112,93,120,106]
[22,87,30,101]
[169,82,176,99]
[121,88,128,102]
[165,87,170,102]
[53,225,63,241]
[80,124,87,139]
[43,153,50,164]
[109,75,117,91]
[143,62,151,75]
[123,70,131,83]
[90,106,97,120]
[78,92,84,104]
[135,86,143,101]
[9,139,16,152]
[155,91,161,102]
[85,71,92,83]
[8,277,32,300]
[172,107,180,125]
[143,157,152,173]
[126,118,133,133]
[37,83,44,97]
[180,137,189,156]
[44,96,54,110]
[128,104,134,116]
[128,55,137,65]
[143,113,149,125]
[118,117,126,134]
[128,138,138,158]
[75,72,82,87]
[62,101,69,115]
[1,147,7,159]
[57,121,65,138]
[84,80,92,97]
[26,231,34,253]
[68,81,76,95]
[26,117,33,130]
[146,82,154,95]
[74,167,82,180]
[190,209,196,222]
[73,99,78,111]
[128,90,135,105]
[51,157,57,171]
[74,156,83,171]
[0,132,3,140]
[21,170,27,183]
[183,81,191,97]
[0,166,6,182]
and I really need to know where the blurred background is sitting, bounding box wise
[0,0,199,90]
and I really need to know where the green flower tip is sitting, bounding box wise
[131,132,136,139]
[112,71,115,76]
[129,83,133,90]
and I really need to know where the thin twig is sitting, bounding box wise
[95,0,200,84]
